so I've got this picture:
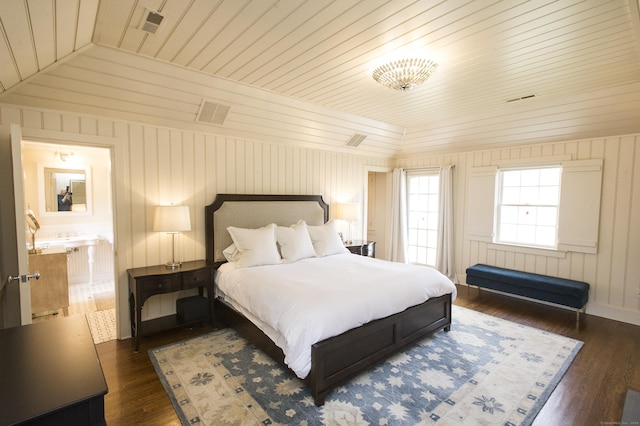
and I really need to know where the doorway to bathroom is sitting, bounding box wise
[21,140,116,344]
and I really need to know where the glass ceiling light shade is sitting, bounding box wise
[372,58,438,91]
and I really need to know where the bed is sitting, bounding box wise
[205,193,455,406]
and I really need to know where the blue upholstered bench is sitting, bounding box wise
[465,264,589,321]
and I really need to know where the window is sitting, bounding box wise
[496,166,561,248]
[467,159,603,254]
[407,172,439,266]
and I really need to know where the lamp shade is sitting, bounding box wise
[153,205,191,232]
[336,203,359,221]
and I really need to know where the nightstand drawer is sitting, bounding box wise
[141,276,181,295]
[182,269,210,288]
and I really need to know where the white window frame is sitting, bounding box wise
[495,165,561,249]
[406,170,439,267]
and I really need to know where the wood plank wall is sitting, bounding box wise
[0,103,390,337]
[396,135,640,325]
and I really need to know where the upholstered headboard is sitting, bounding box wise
[205,194,329,263]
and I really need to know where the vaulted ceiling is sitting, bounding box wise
[1,0,640,158]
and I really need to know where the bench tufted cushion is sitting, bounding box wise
[465,264,589,309]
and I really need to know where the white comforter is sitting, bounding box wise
[215,253,457,378]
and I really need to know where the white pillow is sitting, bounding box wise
[307,220,348,257]
[276,221,316,263]
[222,243,239,262]
[226,224,281,267]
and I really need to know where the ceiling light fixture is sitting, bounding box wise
[54,151,74,162]
[372,58,438,91]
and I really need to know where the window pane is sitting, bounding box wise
[520,187,538,204]
[418,229,427,245]
[427,230,438,248]
[517,225,536,243]
[502,187,520,204]
[499,224,517,242]
[407,246,417,263]
[426,248,437,266]
[520,169,539,186]
[518,206,536,225]
[407,212,420,228]
[417,247,427,263]
[537,207,557,226]
[539,168,560,185]
[539,187,558,204]
[408,231,417,245]
[500,206,518,224]
[502,170,521,186]
[536,226,556,246]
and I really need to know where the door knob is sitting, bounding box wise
[7,272,40,283]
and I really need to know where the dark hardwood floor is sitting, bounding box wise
[96,285,640,425]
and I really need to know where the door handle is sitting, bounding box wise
[8,272,40,283]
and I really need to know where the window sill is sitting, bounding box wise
[487,242,567,258]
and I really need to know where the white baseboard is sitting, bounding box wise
[586,303,640,326]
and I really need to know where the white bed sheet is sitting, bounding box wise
[215,253,457,378]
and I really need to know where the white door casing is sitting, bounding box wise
[10,124,32,325]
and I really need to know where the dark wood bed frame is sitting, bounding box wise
[205,194,452,406]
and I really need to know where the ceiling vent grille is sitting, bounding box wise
[196,100,230,126]
[345,133,367,147]
[507,94,537,103]
[139,9,164,34]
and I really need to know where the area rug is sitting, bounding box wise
[149,305,583,425]
[622,389,640,423]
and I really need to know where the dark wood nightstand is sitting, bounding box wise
[127,260,215,351]
[345,240,376,258]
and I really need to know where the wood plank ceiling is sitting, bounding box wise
[1,0,639,158]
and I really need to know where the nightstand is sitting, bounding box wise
[345,240,376,258]
[127,260,215,351]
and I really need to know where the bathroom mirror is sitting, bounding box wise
[37,164,92,216]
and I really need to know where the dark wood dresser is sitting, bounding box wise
[0,315,108,425]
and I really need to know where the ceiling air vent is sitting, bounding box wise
[345,133,367,148]
[139,9,164,34]
[196,100,230,126]
[507,94,537,103]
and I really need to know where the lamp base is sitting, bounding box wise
[165,233,181,268]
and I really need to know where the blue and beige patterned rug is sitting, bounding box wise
[149,306,582,425]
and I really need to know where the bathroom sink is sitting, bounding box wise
[35,235,101,249]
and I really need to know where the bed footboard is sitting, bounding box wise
[216,294,452,406]
[307,293,452,405]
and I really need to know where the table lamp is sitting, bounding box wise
[336,202,359,244]
[153,205,191,268]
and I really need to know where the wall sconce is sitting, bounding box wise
[54,151,74,162]
[153,205,191,268]
[336,203,359,244]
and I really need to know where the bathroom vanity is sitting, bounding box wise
[28,247,69,316]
